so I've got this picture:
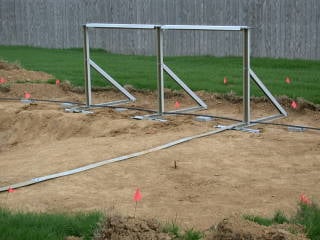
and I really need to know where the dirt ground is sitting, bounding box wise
[0,63,319,239]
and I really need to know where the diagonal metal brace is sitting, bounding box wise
[89,60,136,102]
[249,69,287,116]
[163,64,207,109]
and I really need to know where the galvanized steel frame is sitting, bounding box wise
[83,23,287,124]
[83,25,136,107]
[0,25,289,192]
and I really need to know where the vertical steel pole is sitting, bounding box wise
[156,26,164,115]
[243,28,250,124]
[83,25,92,107]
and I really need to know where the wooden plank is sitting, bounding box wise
[278,0,285,58]
[51,0,63,48]
[65,0,74,48]
[197,0,205,55]
[294,0,304,58]
[305,0,315,59]
[200,0,211,55]
[284,0,295,59]
[228,0,241,56]
[316,0,320,59]
[250,0,263,57]
[3,0,16,45]
[272,0,282,58]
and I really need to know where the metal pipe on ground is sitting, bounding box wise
[0,122,243,192]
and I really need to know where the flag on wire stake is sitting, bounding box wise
[223,77,228,84]
[285,77,291,84]
[56,79,60,86]
[6,186,16,204]
[299,193,312,205]
[133,188,142,218]
[134,188,142,202]
[24,92,31,99]
[291,100,298,109]
[0,77,6,84]
[174,101,181,109]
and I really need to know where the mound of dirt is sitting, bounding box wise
[0,60,20,70]
[95,216,172,240]
[205,217,306,240]
[0,60,53,82]
[93,216,306,240]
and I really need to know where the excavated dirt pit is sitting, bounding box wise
[0,64,319,239]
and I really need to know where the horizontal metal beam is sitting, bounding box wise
[91,99,131,107]
[84,23,249,31]
[85,23,157,29]
[251,114,285,123]
[161,25,249,31]
[166,106,205,114]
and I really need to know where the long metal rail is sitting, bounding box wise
[0,122,244,192]
[161,25,249,31]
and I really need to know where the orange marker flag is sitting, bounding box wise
[133,188,142,202]
[8,187,15,193]
[291,100,298,109]
[24,92,31,99]
[285,77,291,84]
[55,79,60,86]
[299,193,312,205]
[174,101,181,109]
[223,77,228,84]
[0,77,6,84]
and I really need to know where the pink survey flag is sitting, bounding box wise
[8,187,15,193]
[223,77,228,84]
[24,92,31,99]
[133,188,142,202]
[0,77,6,84]
[291,100,298,109]
[174,101,181,109]
[299,193,312,205]
[285,77,291,84]
[56,79,60,85]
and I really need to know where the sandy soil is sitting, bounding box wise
[0,64,319,237]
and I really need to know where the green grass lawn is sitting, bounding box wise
[0,207,103,240]
[0,46,319,239]
[1,202,319,240]
[244,201,320,240]
[0,46,319,103]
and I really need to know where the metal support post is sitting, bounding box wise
[83,25,92,107]
[156,26,164,115]
[243,28,250,124]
